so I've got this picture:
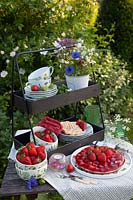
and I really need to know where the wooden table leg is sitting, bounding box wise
[26,194,38,200]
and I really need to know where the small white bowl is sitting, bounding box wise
[30,126,58,152]
[15,146,47,170]
[15,163,47,180]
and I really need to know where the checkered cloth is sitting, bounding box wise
[45,140,133,200]
[8,130,133,200]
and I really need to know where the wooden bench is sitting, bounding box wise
[0,159,55,200]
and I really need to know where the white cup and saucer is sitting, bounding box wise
[25,66,54,91]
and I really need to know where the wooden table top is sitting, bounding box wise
[0,159,55,198]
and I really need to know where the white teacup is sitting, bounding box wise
[28,66,54,81]
[26,77,51,88]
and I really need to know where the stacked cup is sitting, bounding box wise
[26,66,54,90]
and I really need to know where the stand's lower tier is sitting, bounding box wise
[14,124,104,157]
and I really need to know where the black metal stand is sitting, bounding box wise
[11,46,104,149]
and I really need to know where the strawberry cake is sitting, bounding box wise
[74,145,125,174]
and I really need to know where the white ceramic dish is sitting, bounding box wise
[28,66,54,80]
[59,123,93,142]
[30,127,58,152]
[70,145,132,179]
[15,162,47,180]
[15,148,47,170]
[24,84,57,93]
[24,91,58,99]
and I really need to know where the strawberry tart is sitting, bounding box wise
[74,145,125,174]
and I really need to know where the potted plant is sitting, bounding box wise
[53,38,97,90]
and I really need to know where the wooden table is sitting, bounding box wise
[0,159,56,200]
[0,130,104,199]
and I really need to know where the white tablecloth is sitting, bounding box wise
[9,130,133,200]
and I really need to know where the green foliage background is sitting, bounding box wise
[0,2,132,199]
[98,0,133,68]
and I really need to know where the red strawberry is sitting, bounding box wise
[30,156,36,162]
[32,156,42,165]
[16,153,22,162]
[16,152,26,161]
[78,121,87,131]
[26,142,35,149]
[21,156,32,165]
[76,119,82,125]
[20,147,29,156]
[36,146,45,154]
[35,132,43,139]
[97,152,107,162]
[66,164,75,173]
[88,152,96,161]
[105,149,113,158]
[44,129,51,135]
[43,134,54,142]
[88,164,96,171]
[28,147,37,156]
[38,151,46,160]
[93,147,101,155]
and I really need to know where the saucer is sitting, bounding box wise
[24,84,57,94]
[24,88,58,100]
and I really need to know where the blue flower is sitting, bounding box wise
[27,178,39,190]
[72,51,80,59]
[27,180,32,190]
[65,66,74,75]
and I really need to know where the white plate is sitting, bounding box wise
[24,89,58,100]
[70,145,132,179]
[25,89,58,96]
[59,123,93,142]
[24,84,57,94]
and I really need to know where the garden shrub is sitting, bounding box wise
[0,0,99,184]
[98,0,133,66]
[0,0,132,187]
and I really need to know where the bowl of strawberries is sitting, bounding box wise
[30,126,58,152]
[15,142,47,180]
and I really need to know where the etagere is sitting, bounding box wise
[11,47,105,157]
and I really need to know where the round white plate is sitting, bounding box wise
[59,123,93,142]
[25,89,58,96]
[70,145,132,179]
[24,89,58,100]
[24,84,57,94]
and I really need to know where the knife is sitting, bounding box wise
[57,174,97,185]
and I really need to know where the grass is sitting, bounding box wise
[20,192,63,200]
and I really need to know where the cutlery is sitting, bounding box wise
[56,174,97,185]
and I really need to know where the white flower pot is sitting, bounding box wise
[65,74,89,90]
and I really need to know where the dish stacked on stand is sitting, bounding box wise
[24,66,58,100]
[24,84,58,100]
